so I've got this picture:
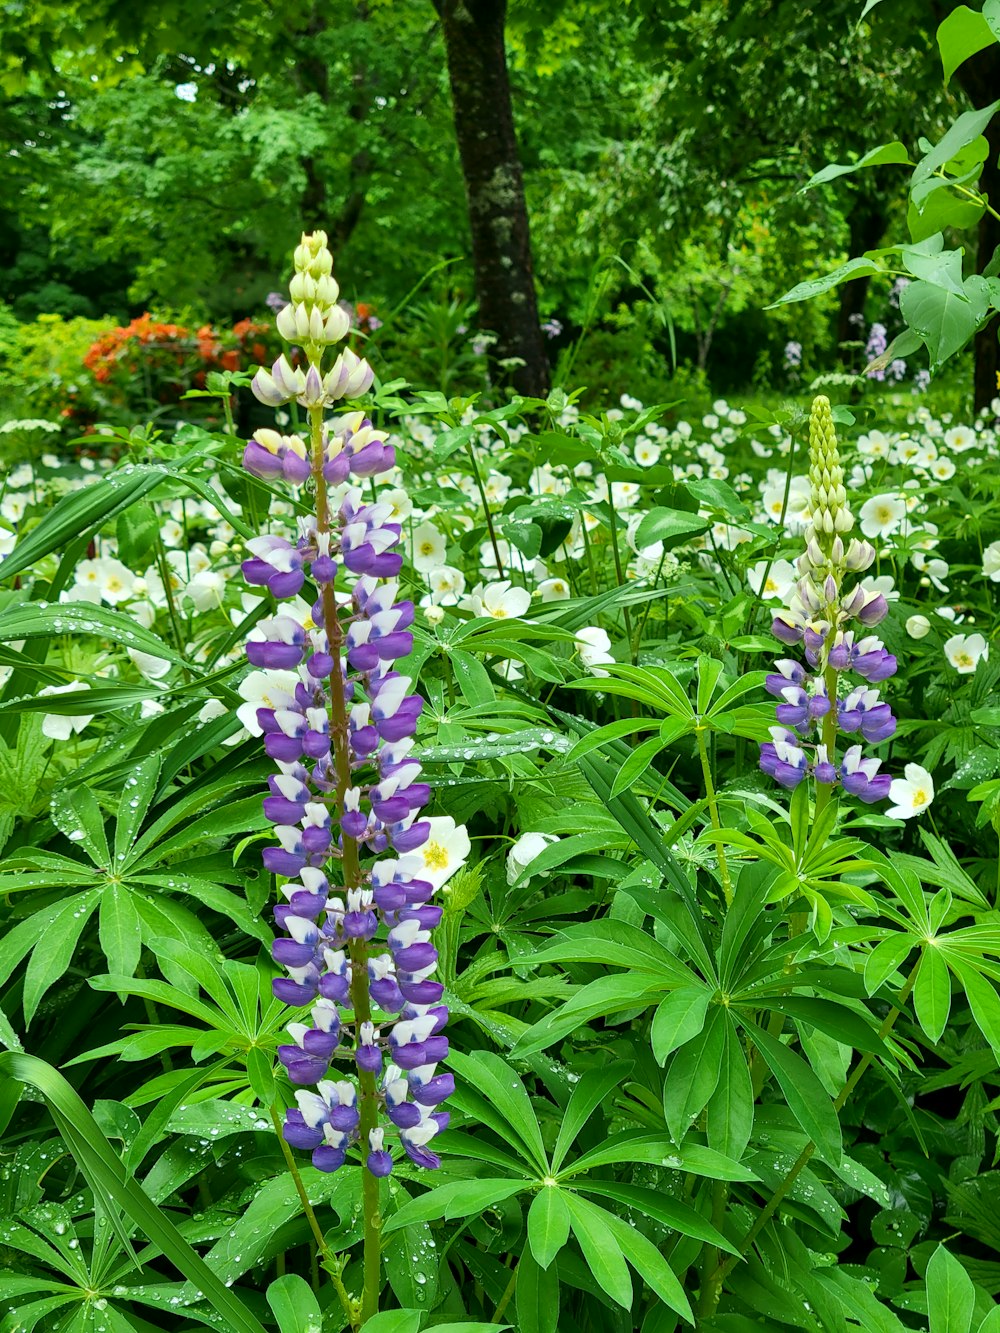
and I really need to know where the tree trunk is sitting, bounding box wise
[836,187,889,361]
[955,42,1000,412]
[432,0,550,398]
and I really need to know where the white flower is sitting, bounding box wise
[905,614,932,639]
[861,574,899,603]
[576,626,614,676]
[236,669,300,734]
[199,697,247,746]
[482,472,512,504]
[184,570,227,611]
[747,559,797,601]
[859,493,906,539]
[39,683,94,740]
[944,632,988,674]
[634,438,661,467]
[412,816,471,890]
[944,424,977,452]
[506,832,559,885]
[0,526,16,558]
[462,580,532,620]
[983,540,1000,582]
[886,764,934,820]
[929,457,956,481]
[410,522,446,572]
[424,604,445,626]
[380,488,413,523]
[427,565,466,605]
[127,648,172,680]
[0,493,27,524]
[857,430,890,459]
[538,577,571,602]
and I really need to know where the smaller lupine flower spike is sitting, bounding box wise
[757,393,922,816]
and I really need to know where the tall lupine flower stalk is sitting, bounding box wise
[760,396,898,807]
[241,232,461,1323]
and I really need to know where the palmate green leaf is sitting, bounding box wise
[914,946,952,1045]
[550,1061,632,1172]
[527,1187,571,1269]
[386,1219,439,1312]
[383,1178,527,1232]
[565,1193,632,1308]
[0,1053,268,1333]
[23,890,101,1025]
[663,1006,725,1144]
[740,1019,842,1165]
[609,734,668,798]
[509,974,667,1059]
[114,753,162,866]
[50,784,110,868]
[448,1051,549,1173]
[0,601,187,666]
[98,883,143,980]
[516,1247,559,1333]
[525,918,700,986]
[706,1019,754,1162]
[510,830,624,885]
[578,1180,738,1254]
[601,1207,693,1324]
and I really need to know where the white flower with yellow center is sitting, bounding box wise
[859,493,906,540]
[857,430,891,459]
[427,565,466,605]
[747,559,797,601]
[886,765,934,820]
[95,557,136,606]
[411,521,447,573]
[236,669,300,734]
[538,577,570,602]
[462,580,532,620]
[412,817,471,890]
[634,438,661,467]
[944,424,977,452]
[944,632,988,673]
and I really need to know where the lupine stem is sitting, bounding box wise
[310,397,384,1323]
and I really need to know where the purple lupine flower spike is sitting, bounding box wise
[759,396,900,806]
[238,231,469,1179]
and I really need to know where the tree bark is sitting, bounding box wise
[432,0,550,398]
[955,43,1000,412]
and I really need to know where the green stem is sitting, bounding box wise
[269,1104,355,1327]
[310,399,383,1325]
[695,726,733,906]
[465,441,504,578]
[492,1262,518,1322]
[702,956,920,1304]
[604,475,634,646]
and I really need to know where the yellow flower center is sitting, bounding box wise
[913,788,929,807]
[423,841,449,871]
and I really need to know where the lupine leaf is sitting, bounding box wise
[550,1061,632,1171]
[516,1246,560,1333]
[448,1051,549,1173]
[527,1187,571,1269]
[741,1019,842,1164]
[565,1194,632,1308]
[0,1052,269,1333]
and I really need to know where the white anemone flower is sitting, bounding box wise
[905,614,931,640]
[944,632,988,674]
[859,493,906,539]
[411,816,471,890]
[506,832,559,885]
[127,648,172,680]
[747,559,797,601]
[426,565,466,605]
[236,669,301,734]
[983,540,1000,582]
[39,682,94,741]
[944,425,977,452]
[462,580,532,620]
[410,522,447,573]
[575,626,614,676]
[886,765,934,820]
[538,577,571,602]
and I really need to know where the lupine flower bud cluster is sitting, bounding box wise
[759,396,899,802]
[240,231,463,1177]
